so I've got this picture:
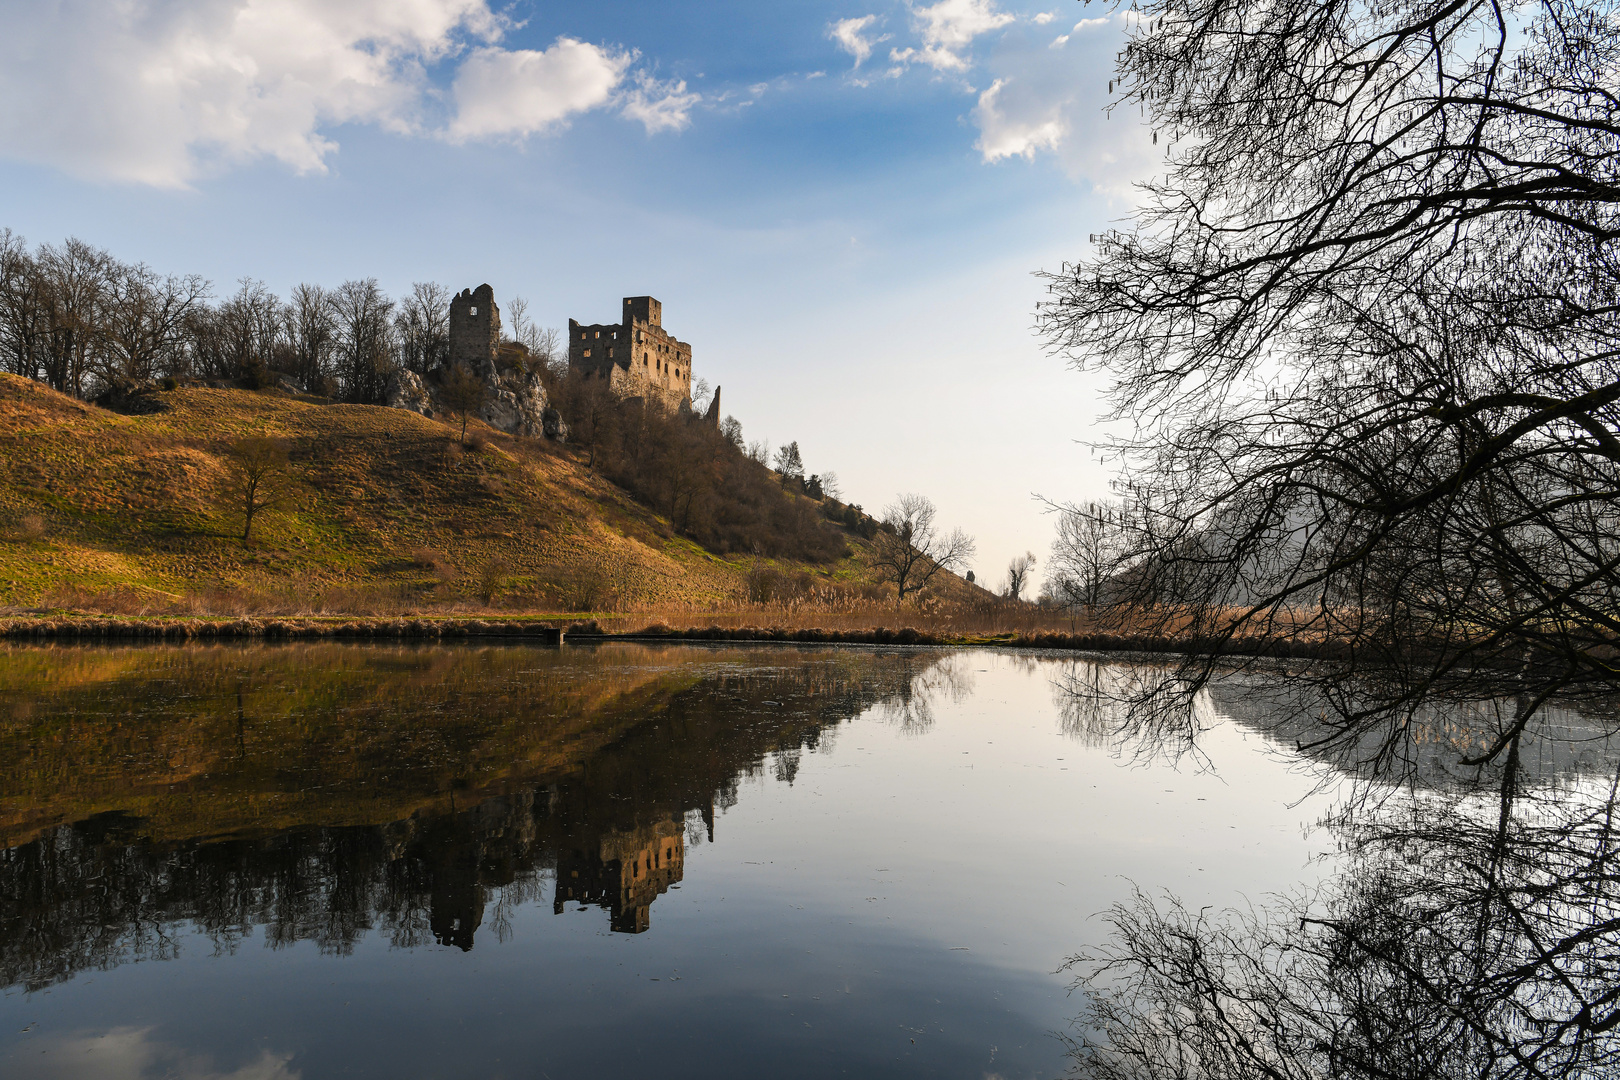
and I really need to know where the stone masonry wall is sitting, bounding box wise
[568,295,692,410]
[449,284,501,372]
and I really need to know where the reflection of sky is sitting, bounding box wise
[0,651,1336,1079]
[0,1,1161,574]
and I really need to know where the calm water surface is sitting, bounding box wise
[0,643,1339,1079]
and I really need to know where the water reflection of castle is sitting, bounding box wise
[2,649,952,989]
[556,819,685,934]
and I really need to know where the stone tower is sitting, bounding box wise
[449,284,501,371]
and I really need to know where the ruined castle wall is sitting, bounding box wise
[624,318,691,408]
[568,319,630,383]
[449,284,501,372]
[569,297,692,411]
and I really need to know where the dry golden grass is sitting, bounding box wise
[0,374,1026,629]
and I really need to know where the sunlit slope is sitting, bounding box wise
[0,373,811,606]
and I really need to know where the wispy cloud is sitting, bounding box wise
[889,0,1015,73]
[828,15,887,69]
[620,72,703,133]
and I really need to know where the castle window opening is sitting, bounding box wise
[470,307,477,315]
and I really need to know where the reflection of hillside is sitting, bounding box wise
[1204,677,1620,788]
[1048,658,1620,787]
[0,642,705,848]
[0,643,951,989]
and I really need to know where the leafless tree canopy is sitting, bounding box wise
[0,229,575,407]
[1039,0,1620,760]
[868,493,976,603]
[1003,551,1037,600]
[1044,2,1620,1076]
[1046,500,1134,619]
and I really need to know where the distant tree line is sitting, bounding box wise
[0,229,560,404]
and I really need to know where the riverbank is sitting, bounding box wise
[0,612,1347,659]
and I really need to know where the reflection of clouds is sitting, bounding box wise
[7,1027,296,1080]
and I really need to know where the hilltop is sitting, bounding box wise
[0,373,883,613]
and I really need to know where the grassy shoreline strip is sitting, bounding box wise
[0,614,1354,658]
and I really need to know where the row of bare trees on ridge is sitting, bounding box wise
[0,230,560,404]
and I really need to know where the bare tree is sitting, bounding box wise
[330,279,394,404]
[97,263,210,387]
[0,230,49,382]
[396,282,450,377]
[1045,501,1130,622]
[213,279,284,387]
[773,441,805,483]
[34,238,112,397]
[218,437,294,547]
[285,283,337,394]
[868,493,976,605]
[1037,0,1620,759]
[531,325,565,381]
[1003,551,1037,601]
[503,296,564,379]
[439,364,487,443]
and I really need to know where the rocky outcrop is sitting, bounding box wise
[384,363,563,440]
[478,367,550,438]
[385,369,434,418]
[542,407,567,439]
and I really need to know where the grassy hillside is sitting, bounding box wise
[0,374,874,612]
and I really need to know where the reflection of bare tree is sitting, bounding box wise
[1068,745,1620,1080]
[872,652,975,734]
[1050,659,1226,772]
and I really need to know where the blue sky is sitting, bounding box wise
[0,0,1154,584]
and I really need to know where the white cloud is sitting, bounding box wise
[974,78,1064,160]
[620,72,703,134]
[6,1027,299,1080]
[969,15,1157,200]
[0,0,501,186]
[1033,11,1057,24]
[0,0,693,186]
[829,15,887,69]
[449,38,631,140]
[890,0,1015,72]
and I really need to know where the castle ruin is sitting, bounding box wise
[569,297,693,410]
[449,284,501,373]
